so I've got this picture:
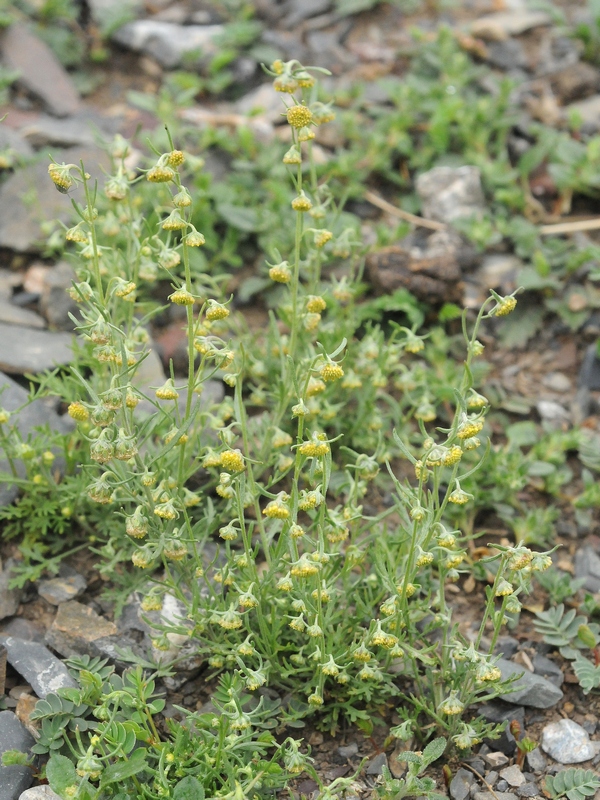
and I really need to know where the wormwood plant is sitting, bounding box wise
[3,59,555,747]
[5,655,305,800]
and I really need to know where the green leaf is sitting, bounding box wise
[422,737,446,767]
[47,753,78,795]
[100,747,147,785]
[174,776,205,800]
[506,421,539,448]
[216,203,259,232]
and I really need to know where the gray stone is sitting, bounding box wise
[416,166,486,224]
[0,372,73,505]
[20,115,109,149]
[235,83,283,122]
[0,560,21,620]
[470,11,551,40]
[0,636,77,697]
[579,344,600,390]
[574,546,600,593]
[526,747,547,773]
[0,323,72,374]
[366,752,387,775]
[0,147,110,252]
[497,658,563,708]
[45,601,117,658]
[0,128,34,159]
[0,24,80,117]
[112,21,223,68]
[516,784,538,797]
[494,637,520,660]
[37,566,86,605]
[450,767,474,800]
[542,372,571,393]
[500,766,525,787]
[473,793,517,800]
[338,742,358,758]
[0,711,34,799]
[536,400,569,426]
[477,255,522,292]
[282,0,331,27]
[496,780,509,792]
[0,619,44,643]
[486,39,528,71]
[19,787,62,800]
[541,719,600,764]
[485,771,499,787]
[0,300,45,329]
[532,654,564,688]
[39,262,80,331]
[484,752,510,769]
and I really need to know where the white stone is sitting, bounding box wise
[19,787,62,800]
[112,21,223,68]
[541,719,600,764]
[471,11,552,41]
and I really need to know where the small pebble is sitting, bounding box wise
[500,765,526,787]
[497,779,509,792]
[337,742,358,759]
[516,783,539,798]
[483,752,509,769]
[366,752,387,776]
[485,771,499,787]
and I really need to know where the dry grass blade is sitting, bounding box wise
[364,190,447,231]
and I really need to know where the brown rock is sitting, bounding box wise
[16,693,38,736]
[551,63,600,105]
[366,228,477,302]
[0,24,80,117]
[45,601,117,658]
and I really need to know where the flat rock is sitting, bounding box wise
[0,619,44,644]
[525,747,547,772]
[550,62,600,105]
[0,147,110,252]
[0,560,21,621]
[416,165,486,224]
[0,636,77,698]
[574,546,600,593]
[484,752,510,769]
[542,372,571,393]
[477,254,522,292]
[450,767,475,800]
[39,262,80,331]
[0,300,45,329]
[37,566,86,605]
[19,787,62,800]
[235,83,283,122]
[0,323,72,374]
[470,11,551,41]
[112,21,223,68]
[532,654,564,688]
[497,657,563,708]
[20,114,110,149]
[0,128,34,159]
[0,24,80,117]
[45,601,117,658]
[337,742,358,759]
[541,719,600,764]
[0,711,34,799]
[499,765,525,787]
[579,343,600,390]
[536,400,569,426]
[0,372,73,505]
[366,752,387,775]
[473,793,517,800]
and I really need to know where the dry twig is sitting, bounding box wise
[364,190,447,231]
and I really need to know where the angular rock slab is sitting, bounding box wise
[416,165,486,224]
[45,601,117,658]
[0,24,80,117]
[112,20,223,68]
[0,711,35,799]
[0,372,74,505]
[0,147,110,252]
[0,636,77,698]
[497,657,563,708]
[0,560,22,621]
[541,719,600,764]
[0,324,72,374]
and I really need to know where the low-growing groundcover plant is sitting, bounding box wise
[0,58,561,794]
